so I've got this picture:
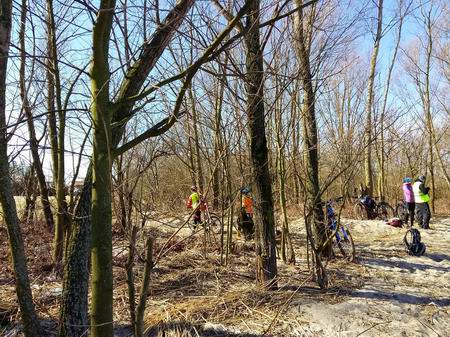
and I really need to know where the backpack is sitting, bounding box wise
[403,228,426,256]
[386,218,403,228]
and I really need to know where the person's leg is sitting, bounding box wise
[404,203,410,225]
[408,202,415,227]
[194,209,201,225]
[415,203,424,228]
[422,203,431,229]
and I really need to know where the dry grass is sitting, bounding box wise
[132,236,365,337]
[0,212,367,336]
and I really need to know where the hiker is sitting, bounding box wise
[402,177,415,227]
[186,185,201,226]
[412,175,431,229]
[238,187,254,239]
[241,187,253,220]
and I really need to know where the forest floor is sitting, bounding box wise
[0,213,449,336]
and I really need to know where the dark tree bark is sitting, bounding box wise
[244,0,278,289]
[58,168,92,337]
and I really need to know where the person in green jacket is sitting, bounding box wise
[412,175,431,229]
[187,185,201,226]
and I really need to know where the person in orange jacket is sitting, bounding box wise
[241,187,253,220]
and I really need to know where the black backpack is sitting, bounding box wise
[403,228,426,256]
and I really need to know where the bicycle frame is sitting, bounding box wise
[326,200,350,242]
[201,198,213,223]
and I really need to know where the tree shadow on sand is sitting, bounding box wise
[146,320,266,337]
[426,253,450,263]
[362,257,450,273]
[348,289,450,307]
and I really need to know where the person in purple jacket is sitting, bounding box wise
[402,177,415,227]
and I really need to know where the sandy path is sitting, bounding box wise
[291,217,450,337]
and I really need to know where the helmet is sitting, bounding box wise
[418,175,426,182]
[190,185,197,191]
[241,187,250,194]
[403,177,412,183]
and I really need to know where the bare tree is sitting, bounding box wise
[364,0,383,196]
[0,0,41,335]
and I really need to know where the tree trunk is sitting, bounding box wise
[126,226,137,331]
[46,0,66,269]
[185,119,197,185]
[364,0,383,196]
[0,1,41,335]
[89,2,115,335]
[423,10,435,212]
[135,238,154,337]
[244,0,277,289]
[58,169,91,337]
[274,81,294,264]
[189,87,204,192]
[291,86,301,204]
[19,0,54,232]
[212,66,226,210]
[294,0,331,258]
[59,1,196,334]
[22,166,37,223]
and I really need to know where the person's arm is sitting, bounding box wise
[419,183,429,195]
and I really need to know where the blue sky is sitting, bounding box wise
[5,0,448,181]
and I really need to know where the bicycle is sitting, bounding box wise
[395,200,410,225]
[326,197,355,261]
[353,196,395,221]
[187,197,222,242]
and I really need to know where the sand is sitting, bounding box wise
[286,217,450,337]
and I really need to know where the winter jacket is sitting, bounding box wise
[242,195,253,215]
[402,182,415,203]
[412,181,430,203]
[187,192,200,209]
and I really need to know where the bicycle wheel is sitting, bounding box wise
[208,214,222,235]
[336,227,355,262]
[187,220,199,233]
[396,203,408,223]
[377,202,394,220]
[353,203,366,220]
[395,203,402,218]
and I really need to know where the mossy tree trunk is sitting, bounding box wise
[89,2,116,335]
[59,1,255,334]
[60,1,196,334]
